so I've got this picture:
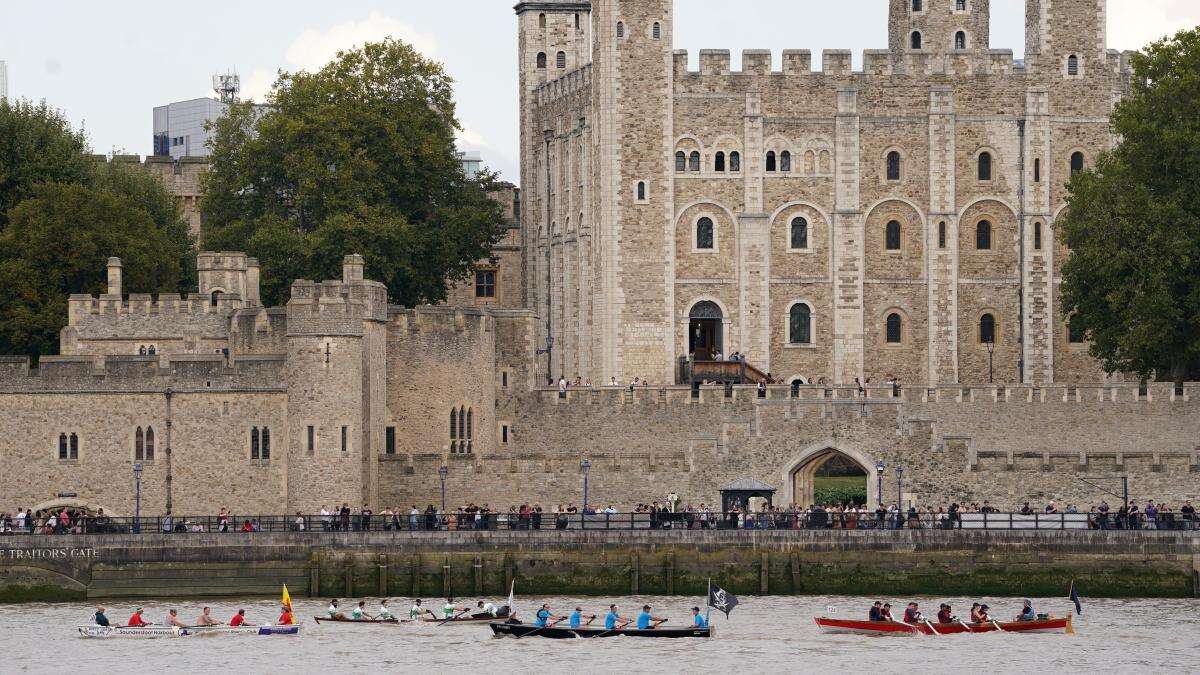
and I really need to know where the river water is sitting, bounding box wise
[3,595,1198,674]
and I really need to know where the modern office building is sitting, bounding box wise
[458,150,483,178]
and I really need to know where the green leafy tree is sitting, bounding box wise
[201,38,505,306]
[0,100,93,231]
[1058,27,1200,386]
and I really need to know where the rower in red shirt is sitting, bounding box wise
[229,609,254,627]
[126,608,149,627]
[278,604,295,626]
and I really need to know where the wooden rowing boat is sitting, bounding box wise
[813,615,1073,636]
[314,616,407,626]
[490,621,713,639]
[420,608,511,624]
[77,624,301,639]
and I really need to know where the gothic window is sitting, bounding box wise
[636,181,647,201]
[1034,222,1043,250]
[1068,315,1085,343]
[938,221,947,249]
[689,151,700,172]
[790,217,809,250]
[912,0,922,11]
[980,313,996,344]
[955,31,966,50]
[766,151,777,172]
[976,220,992,250]
[886,151,901,181]
[729,151,740,172]
[58,433,68,460]
[539,13,546,29]
[250,427,260,460]
[780,150,792,172]
[465,408,473,453]
[789,304,812,345]
[616,21,624,38]
[977,151,992,181]
[885,313,903,344]
[536,52,546,69]
[886,220,902,251]
[714,152,725,172]
[956,0,966,10]
[475,270,496,298]
[261,427,270,460]
[1034,158,1041,182]
[911,32,922,50]
[556,51,566,69]
[696,217,715,250]
[135,427,144,461]
[450,408,458,453]
[145,426,155,461]
[653,22,661,39]
[1070,152,1085,175]
[1067,55,1079,76]
[675,151,686,172]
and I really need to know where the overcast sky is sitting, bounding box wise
[2,0,1196,183]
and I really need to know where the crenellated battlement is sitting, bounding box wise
[534,64,592,106]
[68,292,244,322]
[0,353,286,392]
[669,48,1040,80]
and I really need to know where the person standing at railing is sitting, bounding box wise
[360,504,373,531]
[1144,500,1158,530]
[1182,500,1196,530]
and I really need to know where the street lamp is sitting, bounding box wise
[875,460,886,506]
[895,465,904,511]
[985,336,996,384]
[580,459,592,512]
[133,462,143,534]
[438,466,448,514]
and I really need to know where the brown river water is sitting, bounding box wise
[2,595,1198,674]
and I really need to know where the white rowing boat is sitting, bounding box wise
[78,624,302,639]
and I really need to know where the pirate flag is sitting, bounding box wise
[707,581,739,618]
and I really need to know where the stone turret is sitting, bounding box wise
[106,257,123,297]
[889,0,991,60]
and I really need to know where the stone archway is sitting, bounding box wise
[780,440,880,508]
[29,498,120,518]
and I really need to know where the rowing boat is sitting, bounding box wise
[77,624,301,639]
[490,621,713,639]
[314,616,407,626]
[421,608,512,624]
[814,615,1073,636]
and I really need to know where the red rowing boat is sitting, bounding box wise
[814,615,1073,636]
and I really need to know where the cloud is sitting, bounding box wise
[455,126,489,149]
[1108,0,1200,50]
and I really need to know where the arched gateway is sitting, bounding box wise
[781,441,882,508]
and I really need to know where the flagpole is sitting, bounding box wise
[705,578,711,624]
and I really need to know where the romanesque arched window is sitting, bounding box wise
[885,313,903,344]
[976,220,992,250]
[804,150,816,175]
[886,151,901,181]
[653,22,661,39]
[450,408,458,453]
[675,151,686,172]
[250,427,260,460]
[556,51,566,68]
[536,52,546,69]
[789,303,812,345]
[980,313,996,344]
[911,32,922,50]
[766,151,777,172]
[780,150,792,173]
[135,427,144,461]
[729,151,740,172]
[637,181,647,201]
[1033,158,1041,182]
[1067,55,1079,76]
[145,426,155,461]
[696,217,715,250]
[955,31,966,50]
[819,150,831,174]
[1070,152,1084,175]
[977,151,992,181]
[790,217,808,250]
[714,151,725,172]
[1034,222,1043,250]
[689,151,700,172]
[886,220,902,251]
[912,0,922,11]
[938,221,947,249]
[616,21,624,38]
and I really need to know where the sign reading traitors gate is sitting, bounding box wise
[2,547,99,561]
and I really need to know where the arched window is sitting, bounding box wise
[653,22,661,39]
[766,151,777,172]
[913,0,922,11]
[458,406,467,453]
[465,408,473,453]
[556,51,566,68]
[689,151,700,172]
[1034,222,1043,250]
[616,21,624,38]
[1070,151,1084,175]
[1033,158,1041,182]
[675,151,686,172]
[210,290,222,307]
[819,150,831,174]
[804,150,816,174]
[261,427,270,460]
[58,433,68,460]
[729,151,741,172]
[1068,315,1085,343]
[976,220,992,250]
[790,217,809,250]
[449,408,458,452]
[956,0,966,10]
[135,427,144,461]
[539,13,546,29]
[911,32,922,49]
[780,150,792,172]
[980,313,996,344]
[636,181,646,201]
[714,151,725,172]
[955,31,966,50]
[1067,55,1079,76]
[886,220,902,251]
[536,52,546,69]
[885,313,903,344]
[696,217,715,250]
[977,151,992,181]
[886,151,901,181]
[145,426,155,461]
[250,427,260,460]
[789,304,812,345]
[938,221,947,249]
[575,13,580,30]
[69,433,78,460]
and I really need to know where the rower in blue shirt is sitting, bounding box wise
[1015,599,1036,622]
[691,607,707,628]
[636,604,666,630]
[568,607,595,629]
[534,603,563,628]
[604,604,628,630]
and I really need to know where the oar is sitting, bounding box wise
[990,620,1007,632]
[957,619,975,633]
[435,608,472,626]
[590,619,631,639]
[893,619,921,635]
[515,616,565,640]
[923,619,941,635]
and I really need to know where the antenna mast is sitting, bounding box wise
[212,71,241,104]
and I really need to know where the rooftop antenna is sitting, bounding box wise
[212,71,240,104]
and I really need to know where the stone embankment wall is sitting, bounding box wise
[2,530,1197,603]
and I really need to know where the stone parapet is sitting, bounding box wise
[0,353,285,392]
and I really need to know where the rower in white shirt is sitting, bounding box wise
[475,600,497,617]
[378,599,395,621]
[410,598,434,620]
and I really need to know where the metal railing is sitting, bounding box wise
[1,511,1196,535]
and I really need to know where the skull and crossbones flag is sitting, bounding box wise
[707,581,739,618]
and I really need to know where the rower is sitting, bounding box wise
[126,608,149,627]
[93,606,110,627]
[604,604,629,631]
[1015,599,1035,622]
[278,604,295,626]
[902,602,923,624]
[378,600,394,621]
[328,599,348,620]
[352,600,374,621]
[166,609,187,628]
[534,603,563,627]
[410,599,435,620]
[444,597,468,619]
[691,607,708,628]
[977,604,992,623]
[568,607,595,629]
[937,604,954,624]
[636,604,666,630]
[880,603,894,621]
[476,600,497,617]
[969,602,983,623]
[868,601,883,622]
[195,606,220,626]
[229,609,253,627]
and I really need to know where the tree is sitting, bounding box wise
[0,100,93,231]
[201,38,506,307]
[1058,27,1200,386]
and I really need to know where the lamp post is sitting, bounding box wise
[895,465,904,510]
[875,460,886,506]
[133,462,143,534]
[580,459,592,512]
[438,466,448,514]
[985,336,996,384]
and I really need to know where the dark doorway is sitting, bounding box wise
[688,301,723,360]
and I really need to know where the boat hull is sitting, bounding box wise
[490,621,712,639]
[814,616,1073,636]
[78,624,300,638]
[314,616,407,626]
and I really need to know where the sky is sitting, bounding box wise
[2,0,1197,184]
